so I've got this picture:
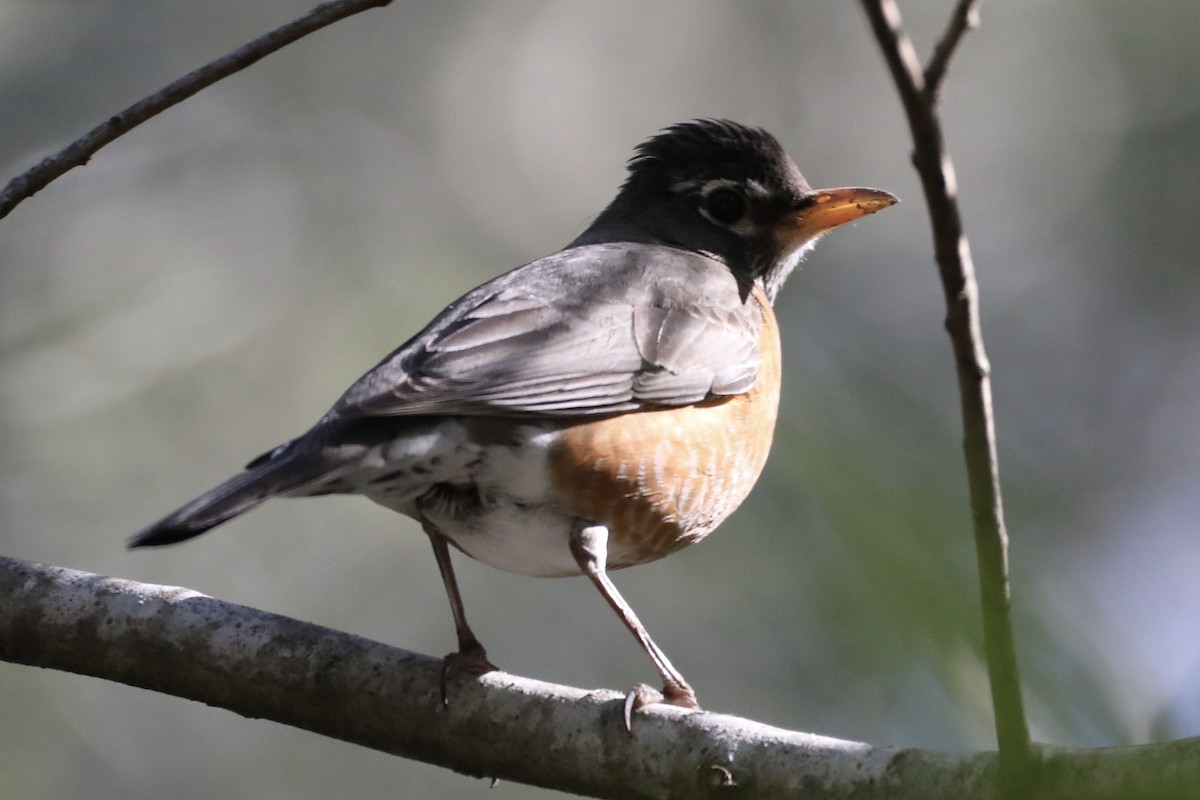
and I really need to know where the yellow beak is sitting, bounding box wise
[784,186,898,243]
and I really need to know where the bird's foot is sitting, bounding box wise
[440,640,497,706]
[622,681,701,732]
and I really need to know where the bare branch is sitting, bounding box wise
[924,0,983,97]
[862,0,928,98]
[3,555,1198,799]
[858,0,1032,783]
[0,0,393,221]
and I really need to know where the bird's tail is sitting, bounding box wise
[128,443,333,548]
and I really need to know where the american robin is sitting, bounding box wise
[131,119,896,717]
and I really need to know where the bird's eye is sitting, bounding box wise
[702,187,748,226]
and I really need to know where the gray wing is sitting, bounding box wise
[325,242,766,420]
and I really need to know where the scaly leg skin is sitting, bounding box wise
[569,522,701,731]
[423,520,497,706]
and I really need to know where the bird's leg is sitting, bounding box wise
[422,519,496,704]
[569,521,701,729]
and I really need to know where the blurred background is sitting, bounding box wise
[2,0,1198,797]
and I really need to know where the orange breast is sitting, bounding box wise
[548,287,782,569]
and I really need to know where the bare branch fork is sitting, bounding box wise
[858,0,1032,785]
[0,0,393,221]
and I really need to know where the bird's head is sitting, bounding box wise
[576,119,897,301]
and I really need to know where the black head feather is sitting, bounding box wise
[622,119,811,198]
[572,120,819,296]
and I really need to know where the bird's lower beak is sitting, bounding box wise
[782,186,898,244]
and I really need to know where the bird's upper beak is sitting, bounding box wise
[780,187,898,245]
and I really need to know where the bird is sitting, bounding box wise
[130,119,896,720]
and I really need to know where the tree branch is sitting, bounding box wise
[924,0,982,97]
[0,0,393,221]
[2,555,1198,799]
[858,0,1032,784]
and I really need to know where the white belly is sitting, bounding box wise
[356,419,584,577]
[444,500,581,577]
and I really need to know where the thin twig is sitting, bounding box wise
[858,0,1032,785]
[0,0,393,221]
[924,0,982,98]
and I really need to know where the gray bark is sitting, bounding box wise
[2,555,1196,799]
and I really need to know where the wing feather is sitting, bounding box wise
[325,243,765,421]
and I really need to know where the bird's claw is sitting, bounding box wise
[439,642,497,707]
[622,682,701,732]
